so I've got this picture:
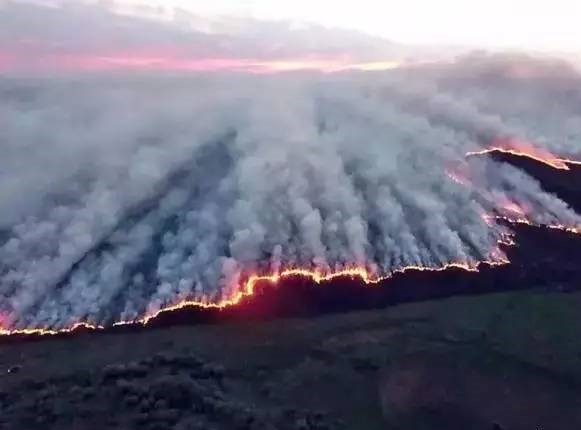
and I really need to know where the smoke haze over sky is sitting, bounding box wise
[60,0,581,52]
[2,0,581,76]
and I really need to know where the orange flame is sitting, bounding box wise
[0,257,510,337]
[493,214,581,236]
[3,142,581,339]
[3,210,581,338]
[465,137,579,170]
[0,321,104,337]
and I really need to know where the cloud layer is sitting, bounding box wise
[0,1,414,74]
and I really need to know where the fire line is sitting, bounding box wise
[2,143,581,338]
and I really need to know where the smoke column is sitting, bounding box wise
[1,56,581,332]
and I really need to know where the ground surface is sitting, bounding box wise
[1,289,581,429]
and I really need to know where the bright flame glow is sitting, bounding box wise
[0,322,104,337]
[2,213,580,338]
[466,137,581,170]
[3,139,581,338]
[0,258,508,337]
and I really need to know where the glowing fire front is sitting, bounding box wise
[466,137,581,170]
[0,216,579,338]
[1,257,511,337]
[2,140,581,338]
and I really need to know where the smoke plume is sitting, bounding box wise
[1,53,581,330]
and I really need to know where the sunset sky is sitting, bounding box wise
[116,0,581,52]
[2,0,580,74]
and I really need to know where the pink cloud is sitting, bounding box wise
[0,1,408,75]
[0,52,16,70]
[0,48,402,74]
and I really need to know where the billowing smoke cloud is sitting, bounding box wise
[1,53,581,330]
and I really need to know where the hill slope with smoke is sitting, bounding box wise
[1,55,581,331]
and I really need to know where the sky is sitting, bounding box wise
[116,0,581,52]
[2,0,580,74]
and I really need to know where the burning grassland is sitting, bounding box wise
[1,54,581,337]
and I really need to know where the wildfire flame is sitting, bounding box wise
[0,258,507,337]
[494,215,581,236]
[2,138,581,338]
[465,137,580,170]
[0,322,104,337]
[2,203,581,338]
[2,214,580,338]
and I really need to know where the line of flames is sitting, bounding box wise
[2,144,581,338]
[1,254,513,337]
[1,216,579,338]
[465,147,581,171]
[493,214,581,235]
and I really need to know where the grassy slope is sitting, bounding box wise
[1,290,580,429]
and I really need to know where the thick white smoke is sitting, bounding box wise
[1,59,581,329]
